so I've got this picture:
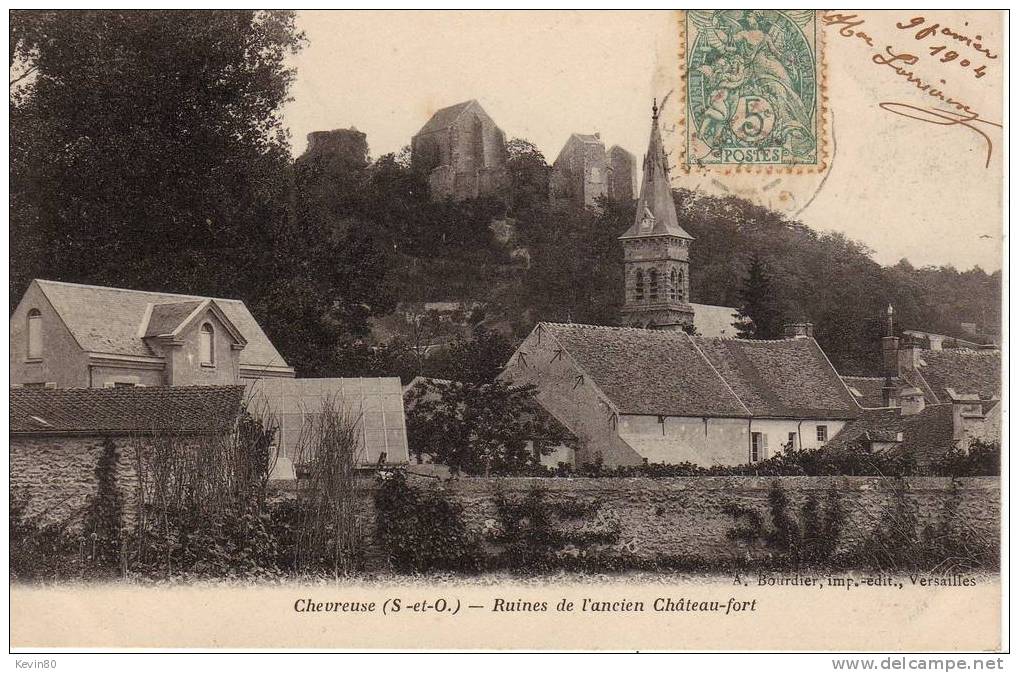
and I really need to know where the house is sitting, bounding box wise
[549,133,636,210]
[246,377,410,480]
[501,322,860,468]
[825,392,1000,472]
[411,99,509,201]
[10,385,244,526]
[10,279,294,389]
[840,307,1000,409]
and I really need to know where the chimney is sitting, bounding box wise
[881,305,900,407]
[783,322,814,339]
[899,387,925,416]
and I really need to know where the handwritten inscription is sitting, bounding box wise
[822,12,1001,168]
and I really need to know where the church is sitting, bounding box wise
[501,103,861,468]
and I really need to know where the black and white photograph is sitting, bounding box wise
[7,8,1006,656]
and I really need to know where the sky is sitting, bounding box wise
[281,10,1003,272]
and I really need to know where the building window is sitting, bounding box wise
[787,432,797,451]
[751,432,768,462]
[200,322,215,365]
[635,270,644,301]
[816,425,828,443]
[27,309,42,359]
[669,269,677,300]
[649,269,659,301]
[676,269,684,301]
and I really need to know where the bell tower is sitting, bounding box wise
[619,100,695,331]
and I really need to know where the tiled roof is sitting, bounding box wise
[540,324,856,419]
[34,280,290,371]
[415,100,479,136]
[841,376,892,409]
[914,349,1001,402]
[826,405,957,470]
[11,386,244,434]
[543,323,748,417]
[694,337,860,419]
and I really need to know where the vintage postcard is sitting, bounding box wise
[7,9,1005,655]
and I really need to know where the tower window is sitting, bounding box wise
[635,270,644,301]
[649,269,659,301]
[200,322,215,366]
[27,309,42,359]
[676,270,684,301]
[669,269,677,300]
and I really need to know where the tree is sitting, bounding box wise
[504,138,550,214]
[405,379,570,476]
[11,11,305,303]
[735,256,784,339]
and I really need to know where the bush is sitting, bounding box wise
[487,485,620,572]
[722,481,844,568]
[374,471,481,572]
[10,490,113,582]
[931,440,1000,477]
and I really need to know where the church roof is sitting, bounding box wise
[620,105,692,240]
[528,323,859,420]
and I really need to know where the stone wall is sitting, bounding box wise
[10,436,144,529]
[422,475,1000,561]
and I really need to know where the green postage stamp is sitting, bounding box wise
[684,10,824,170]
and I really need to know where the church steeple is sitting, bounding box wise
[620,98,693,241]
[619,101,695,331]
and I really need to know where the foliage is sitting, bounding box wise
[290,400,369,576]
[404,378,572,476]
[373,471,481,572]
[487,485,618,571]
[735,256,783,339]
[10,10,303,307]
[128,410,282,578]
[722,481,845,567]
[9,490,104,582]
[931,439,1000,477]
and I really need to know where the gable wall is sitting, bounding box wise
[163,308,242,386]
[10,282,90,388]
[501,328,643,467]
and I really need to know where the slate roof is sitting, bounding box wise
[34,280,290,371]
[415,100,480,136]
[694,337,860,419]
[144,301,204,337]
[11,386,245,435]
[914,349,1001,402]
[538,323,858,419]
[620,110,692,240]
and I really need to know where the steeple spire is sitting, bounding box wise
[620,100,692,240]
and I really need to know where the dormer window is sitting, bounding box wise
[635,270,644,301]
[200,322,215,366]
[649,269,659,301]
[639,207,655,232]
[27,309,43,360]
